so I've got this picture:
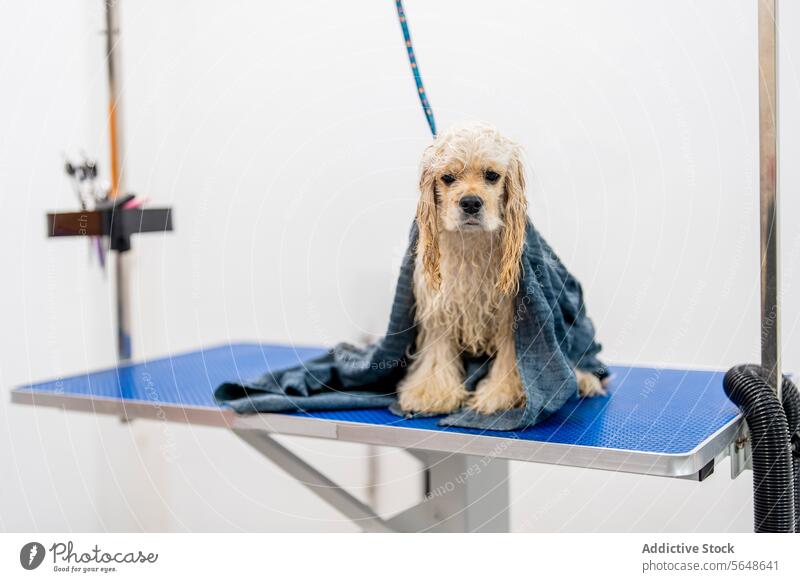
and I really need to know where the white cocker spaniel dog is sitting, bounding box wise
[398,122,605,416]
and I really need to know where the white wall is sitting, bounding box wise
[0,0,114,532]
[3,0,800,532]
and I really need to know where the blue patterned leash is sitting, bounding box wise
[394,0,437,136]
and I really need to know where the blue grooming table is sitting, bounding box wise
[12,342,741,479]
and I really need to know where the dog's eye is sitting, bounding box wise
[441,174,456,185]
[484,170,501,183]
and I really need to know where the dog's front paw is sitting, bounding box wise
[398,377,469,414]
[468,379,526,415]
[577,371,607,398]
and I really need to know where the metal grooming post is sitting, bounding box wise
[104,0,132,362]
[758,0,780,398]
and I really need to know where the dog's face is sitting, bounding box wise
[436,157,506,233]
[422,124,518,233]
[416,123,528,293]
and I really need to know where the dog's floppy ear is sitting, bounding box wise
[416,146,441,289]
[498,146,527,295]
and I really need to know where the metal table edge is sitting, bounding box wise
[11,388,742,478]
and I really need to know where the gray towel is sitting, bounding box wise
[215,221,606,430]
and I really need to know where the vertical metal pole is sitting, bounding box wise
[115,254,132,361]
[105,0,125,200]
[758,0,780,398]
[104,0,132,362]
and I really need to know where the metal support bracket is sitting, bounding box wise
[233,430,511,532]
[233,429,394,533]
[729,421,752,479]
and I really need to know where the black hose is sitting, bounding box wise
[723,364,796,532]
[780,375,800,532]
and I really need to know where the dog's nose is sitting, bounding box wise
[459,195,483,215]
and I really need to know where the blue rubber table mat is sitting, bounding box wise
[16,343,740,454]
